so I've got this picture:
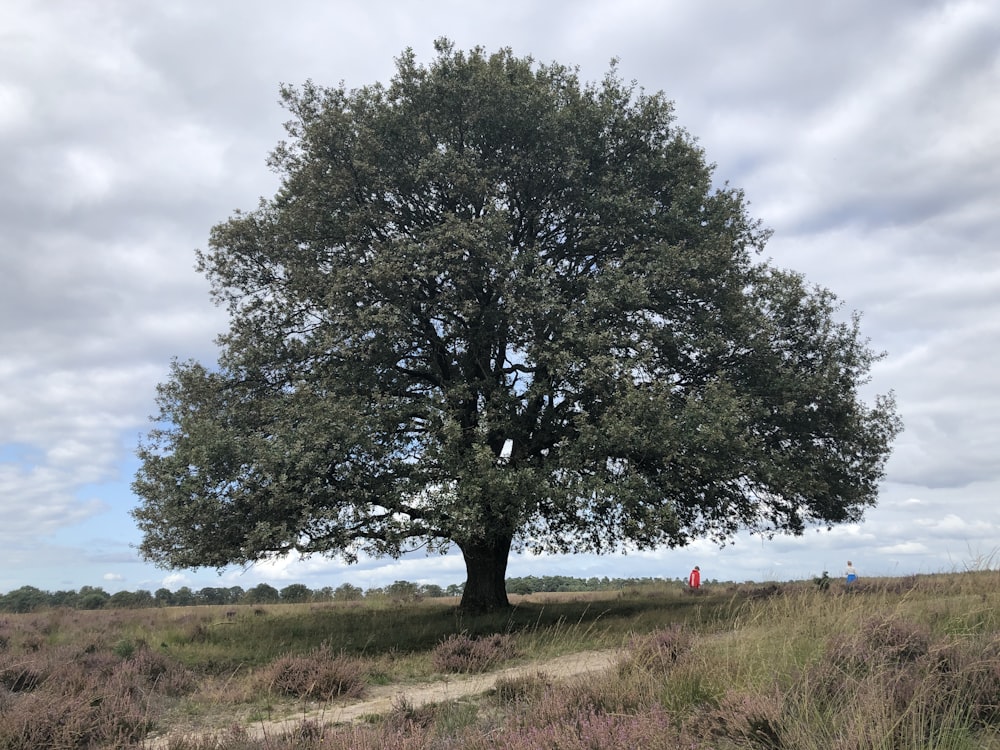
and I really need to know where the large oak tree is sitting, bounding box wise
[132,41,901,612]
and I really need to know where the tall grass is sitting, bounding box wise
[0,572,997,748]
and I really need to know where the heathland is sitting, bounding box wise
[0,571,997,748]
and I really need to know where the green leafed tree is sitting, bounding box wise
[279,583,312,603]
[132,40,901,612]
[332,583,364,602]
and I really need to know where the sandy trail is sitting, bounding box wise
[145,648,621,747]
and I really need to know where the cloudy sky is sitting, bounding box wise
[2,0,998,595]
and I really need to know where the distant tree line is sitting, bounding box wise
[0,582,456,613]
[0,575,674,613]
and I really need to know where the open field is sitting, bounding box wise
[0,572,998,748]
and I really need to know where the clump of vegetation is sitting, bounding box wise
[490,671,552,706]
[0,639,193,748]
[496,705,700,749]
[260,646,367,700]
[431,632,519,674]
[621,624,693,676]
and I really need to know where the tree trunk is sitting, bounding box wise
[458,534,513,612]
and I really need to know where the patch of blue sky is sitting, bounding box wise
[0,442,44,468]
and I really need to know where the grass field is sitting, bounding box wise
[0,572,997,748]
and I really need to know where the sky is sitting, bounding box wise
[2,0,998,596]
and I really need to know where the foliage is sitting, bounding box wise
[243,583,281,604]
[0,585,49,613]
[333,583,365,602]
[279,583,312,603]
[385,580,422,603]
[131,40,901,612]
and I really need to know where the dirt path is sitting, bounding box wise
[145,648,621,747]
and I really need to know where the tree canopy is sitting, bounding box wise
[132,40,901,612]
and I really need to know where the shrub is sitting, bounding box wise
[934,632,1000,728]
[825,614,930,674]
[0,657,159,748]
[619,624,693,676]
[860,615,930,665]
[261,647,367,700]
[431,632,518,674]
[113,637,142,659]
[384,695,438,731]
[0,659,46,693]
[494,705,705,749]
[491,671,551,706]
[704,687,786,749]
[124,643,196,696]
[796,616,1000,748]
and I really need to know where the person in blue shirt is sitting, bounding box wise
[845,561,858,587]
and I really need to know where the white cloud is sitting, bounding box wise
[914,513,997,536]
[161,573,192,590]
[0,83,31,134]
[877,542,930,555]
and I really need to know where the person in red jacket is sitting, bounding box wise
[688,565,701,590]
